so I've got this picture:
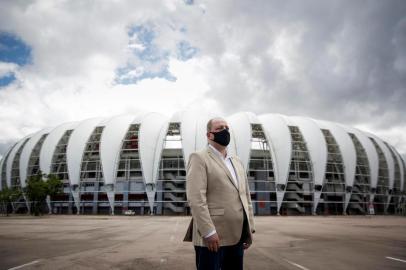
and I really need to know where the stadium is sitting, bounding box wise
[0,111,405,216]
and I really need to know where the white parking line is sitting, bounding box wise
[283,259,311,270]
[8,260,41,270]
[386,256,406,263]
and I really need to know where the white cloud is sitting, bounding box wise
[0,0,405,161]
[0,62,18,77]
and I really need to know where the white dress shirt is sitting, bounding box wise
[208,144,238,186]
[204,144,239,238]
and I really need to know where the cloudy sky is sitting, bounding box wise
[0,0,405,160]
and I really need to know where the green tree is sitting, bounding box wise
[0,187,22,216]
[25,174,48,216]
[45,174,63,213]
[46,174,63,197]
[25,173,63,216]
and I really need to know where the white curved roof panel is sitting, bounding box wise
[224,118,238,159]
[315,120,358,212]
[67,117,104,186]
[0,160,2,190]
[289,116,327,213]
[0,144,17,190]
[289,116,327,187]
[365,132,395,190]
[39,121,80,175]
[226,112,254,171]
[401,156,406,192]
[139,112,169,185]
[181,110,202,167]
[20,127,54,187]
[314,120,357,187]
[339,125,379,189]
[170,110,183,123]
[279,114,295,126]
[258,114,290,186]
[258,113,291,213]
[389,145,404,192]
[0,158,4,191]
[181,110,218,166]
[6,135,32,188]
[99,114,141,186]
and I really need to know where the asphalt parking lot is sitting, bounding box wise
[0,215,405,270]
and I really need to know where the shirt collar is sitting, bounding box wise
[208,144,231,160]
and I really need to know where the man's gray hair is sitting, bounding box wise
[206,117,225,132]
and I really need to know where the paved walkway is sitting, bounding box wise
[0,215,405,270]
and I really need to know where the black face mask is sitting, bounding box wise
[210,128,230,146]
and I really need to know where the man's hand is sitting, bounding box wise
[204,233,220,252]
[243,242,251,249]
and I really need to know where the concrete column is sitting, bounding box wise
[123,181,129,211]
[71,186,80,215]
[157,180,163,215]
[344,187,352,214]
[68,192,73,214]
[11,202,15,213]
[46,195,52,214]
[313,190,322,215]
[146,183,156,215]
[93,182,99,214]
[22,193,31,215]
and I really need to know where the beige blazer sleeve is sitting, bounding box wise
[186,153,215,237]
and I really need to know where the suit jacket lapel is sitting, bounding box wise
[207,147,239,191]
[230,157,244,191]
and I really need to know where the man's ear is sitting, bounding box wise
[206,132,212,140]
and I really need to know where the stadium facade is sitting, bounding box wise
[0,111,405,216]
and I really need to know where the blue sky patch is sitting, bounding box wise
[115,25,176,84]
[127,25,160,62]
[115,24,198,85]
[177,41,198,61]
[0,32,31,88]
[0,32,31,66]
[0,73,16,87]
[115,63,176,85]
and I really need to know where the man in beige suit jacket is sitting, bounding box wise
[183,117,255,270]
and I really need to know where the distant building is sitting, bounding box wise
[0,111,405,215]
